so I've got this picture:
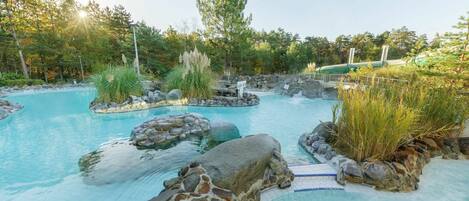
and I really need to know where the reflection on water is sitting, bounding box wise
[80,140,201,185]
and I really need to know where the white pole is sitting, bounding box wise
[384,46,389,62]
[381,45,389,63]
[132,26,140,76]
[348,48,355,64]
[381,45,389,66]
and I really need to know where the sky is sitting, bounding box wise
[77,0,469,39]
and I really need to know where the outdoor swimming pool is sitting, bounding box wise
[1,88,468,201]
[0,88,333,201]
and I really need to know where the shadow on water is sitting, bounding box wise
[79,140,202,185]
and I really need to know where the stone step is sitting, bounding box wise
[292,176,343,192]
[289,163,337,177]
[260,163,343,201]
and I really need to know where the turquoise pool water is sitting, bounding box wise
[0,88,335,201]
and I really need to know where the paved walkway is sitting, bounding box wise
[260,164,344,201]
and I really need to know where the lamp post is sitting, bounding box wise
[79,55,84,81]
[131,24,140,76]
[77,10,88,81]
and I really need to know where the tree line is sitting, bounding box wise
[0,0,446,82]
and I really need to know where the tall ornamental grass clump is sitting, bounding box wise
[379,82,467,138]
[92,67,143,103]
[165,48,214,99]
[334,84,418,161]
[417,88,467,136]
[333,78,467,162]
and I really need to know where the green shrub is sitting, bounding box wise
[0,79,45,87]
[334,85,417,161]
[165,67,184,91]
[0,72,24,80]
[91,63,109,74]
[165,48,214,99]
[0,72,41,87]
[348,65,468,89]
[92,67,143,103]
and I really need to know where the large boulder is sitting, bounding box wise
[363,161,393,182]
[459,137,469,155]
[439,137,462,159]
[187,89,260,107]
[146,90,166,103]
[298,122,338,163]
[166,89,182,100]
[361,159,421,192]
[337,159,363,184]
[208,121,241,142]
[78,140,201,185]
[130,113,210,149]
[312,121,336,143]
[322,87,338,100]
[151,134,294,201]
[279,76,324,99]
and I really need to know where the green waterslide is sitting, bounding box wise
[316,61,386,74]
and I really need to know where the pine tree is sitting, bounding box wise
[196,0,252,73]
[445,12,469,73]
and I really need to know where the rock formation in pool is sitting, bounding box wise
[187,88,259,107]
[130,113,211,149]
[151,134,294,201]
[90,88,260,113]
[0,99,22,120]
[228,74,338,99]
[299,122,468,192]
[79,113,241,185]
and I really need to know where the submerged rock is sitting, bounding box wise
[79,113,245,186]
[0,99,23,120]
[208,121,241,142]
[0,109,6,119]
[152,134,294,201]
[78,139,201,185]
